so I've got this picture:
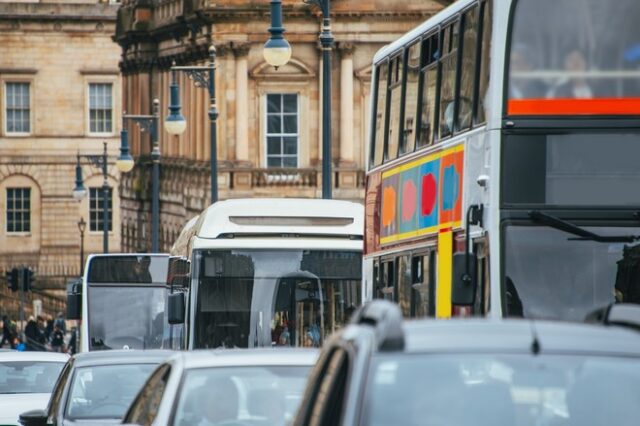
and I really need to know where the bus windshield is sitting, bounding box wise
[193,249,362,349]
[88,286,166,350]
[504,225,640,321]
[508,0,640,115]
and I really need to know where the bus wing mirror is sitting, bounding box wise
[452,252,477,306]
[168,292,185,325]
[66,280,82,320]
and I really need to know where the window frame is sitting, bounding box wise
[264,92,300,168]
[401,38,423,156]
[86,81,115,137]
[3,80,32,136]
[5,187,31,235]
[88,187,113,233]
[454,4,481,134]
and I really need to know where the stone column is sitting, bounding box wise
[233,43,251,166]
[338,42,355,165]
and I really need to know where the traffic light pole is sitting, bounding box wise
[18,270,24,338]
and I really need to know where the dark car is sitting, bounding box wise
[294,301,640,426]
[19,350,174,426]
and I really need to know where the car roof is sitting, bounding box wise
[171,348,319,370]
[0,351,69,363]
[400,319,640,357]
[72,349,175,368]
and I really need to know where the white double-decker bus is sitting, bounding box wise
[169,198,364,349]
[364,0,640,320]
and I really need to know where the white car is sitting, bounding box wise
[123,348,319,426]
[0,351,68,425]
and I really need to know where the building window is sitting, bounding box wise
[266,93,298,168]
[6,188,31,233]
[89,83,113,134]
[89,187,112,232]
[5,82,30,134]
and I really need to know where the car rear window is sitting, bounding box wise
[0,361,65,394]
[362,353,640,426]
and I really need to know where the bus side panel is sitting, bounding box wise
[436,230,453,318]
[365,171,382,256]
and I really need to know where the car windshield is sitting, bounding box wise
[88,286,166,350]
[192,250,362,349]
[0,361,65,394]
[172,365,311,426]
[65,363,155,420]
[504,225,640,320]
[363,354,640,426]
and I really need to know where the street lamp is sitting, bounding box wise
[121,99,161,252]
[263,0,292,68]
[165,45,219,204]
[305,0,334,199]
[77,217,86,275]
[73,141,131,253]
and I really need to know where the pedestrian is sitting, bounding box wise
[24,316,38,351]
[67,327,77,355]
[45,315,54,342]
[1,315,11,348]
[50,324,65,353]
[54,312,66,334]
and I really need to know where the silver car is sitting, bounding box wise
[123,348,318,426]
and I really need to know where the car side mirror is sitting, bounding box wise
[168,292,185,325]
[452,252,477,306]
[19,409,49,426]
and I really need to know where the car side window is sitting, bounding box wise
[47,359,74,423]
[308,348,350,426]
[125,364,171,426]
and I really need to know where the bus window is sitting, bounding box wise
[411,252,435,317]
[457,6,479,132]
[372,62,388,167]
[439,22,459,140]
[403,41,421,154]
[397,255,412,316]
[475,0,491,124]
[417,34,440,148]
[387,55,404,162]
[508,0,640,115]
[377,260,396,301]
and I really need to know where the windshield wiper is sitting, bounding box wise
[528,211,640,243]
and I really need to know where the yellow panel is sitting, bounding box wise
[436,230,453,318]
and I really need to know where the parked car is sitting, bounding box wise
[294,301,640,426]
[122,348,318,426]
[19,350,174,426]
[0,351,69,426]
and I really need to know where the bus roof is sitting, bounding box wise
[191,198,364,240]
[372,0,476,64]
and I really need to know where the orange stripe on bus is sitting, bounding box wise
[508,98,640,116]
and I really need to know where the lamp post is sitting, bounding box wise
[165,46,219,204]
[77,217,86,275]
[73,141,133,253]
[264,0,333,198]
[121,99,161,252]
[263,0,292,69]
[308,0,334,199]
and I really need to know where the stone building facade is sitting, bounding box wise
[0,1,122,318]
[115,0,448,253]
